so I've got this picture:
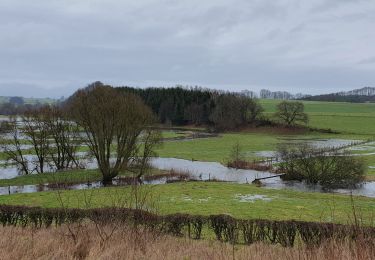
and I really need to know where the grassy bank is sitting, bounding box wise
[0,182,374,224]
[0,168,168,187]
[0,169,101,187]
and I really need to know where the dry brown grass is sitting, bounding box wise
[0,224,374,260]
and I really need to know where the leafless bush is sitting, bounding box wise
[227,142,272,171]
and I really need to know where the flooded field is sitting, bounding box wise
[1,133,374,197]
[0,156,374,197]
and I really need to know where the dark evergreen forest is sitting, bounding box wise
[117,85,264,130]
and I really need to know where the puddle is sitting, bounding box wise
[182,196,192,201]
[234,194,272,203]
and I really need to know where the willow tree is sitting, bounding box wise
[69,85,156,184]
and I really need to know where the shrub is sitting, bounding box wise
[277,144,366,188]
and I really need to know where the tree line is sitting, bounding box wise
[116,84,311,129]
[259,89,307,100]
[0,102,45,115]
[116,83,264,130]
[301,94,375,103]
[1,82,311,131]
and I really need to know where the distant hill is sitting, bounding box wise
[0,96,57,105]
[336,87,375,96]
[301,87,375,103]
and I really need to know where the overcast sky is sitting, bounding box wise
[0,0,374,98]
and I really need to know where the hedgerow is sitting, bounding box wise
[0,205,373,247]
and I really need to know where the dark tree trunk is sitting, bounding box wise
[102,175,114,186]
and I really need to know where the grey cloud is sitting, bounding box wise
[0,0,374,97]
[358,57,375,64]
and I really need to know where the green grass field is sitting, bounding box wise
[260,99,375,114]
[161,131,187,139]
[156,132,369,163]
[260,99,375,135]
[157,132,280,162]
[0,182,373,224]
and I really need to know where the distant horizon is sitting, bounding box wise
[0,82,373,100]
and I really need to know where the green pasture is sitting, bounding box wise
[0,182,373,224]
[260,99,375,114]
[260,99,375,135]
[156,132,367,163]
[161,131,187,139]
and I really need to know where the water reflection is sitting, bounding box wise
[0,175,182,196]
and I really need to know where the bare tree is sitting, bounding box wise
[131,129,162,183]
[68,85,156,185]
[0,117,31,174]
[22,108,51,173]
[274,101,308,126]
[210,94,263,130]
[0,120,12,134]
[3,106,84,174]
[43,106,82,170]
[228,141,244,168]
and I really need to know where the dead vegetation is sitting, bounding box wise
[0,224,374,260]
